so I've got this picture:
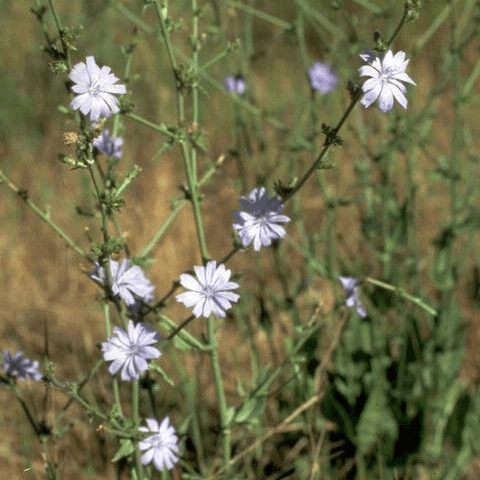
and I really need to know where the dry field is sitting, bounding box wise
[1,1,480,478]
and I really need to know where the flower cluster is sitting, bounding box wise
[1,350,42,381]
[307,62,338,94]
[69,56,126,122]
[358,50,416,112]
[175,188,292,318]
[90,259,155,309]
[93,129,124,160]
[139,417,180,471]
[101,320,161,381]
[232,187,291,252]
[74,45,422,475]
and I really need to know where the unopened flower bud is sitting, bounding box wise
[63,131,78,145]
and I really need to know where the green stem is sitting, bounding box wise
[140,154,225,259]
[140,201,185,258]
[351,0,381,13]
[365,277,437,316]
[462,56,480,98]
[207,317,231,468]
[228,1,292,29]
[283,91,361,203]
[414,1,454,52]
[132,380,144,478]
[102,300,112,343]
[180,141,210,261]
[158,314,210,351]
[293,0,346,39]
[449,4,461,238]
[189,0,209,261]
[114,1,154,35]
[12,383,41,436]
[124,112,177,139]
[295,7,309,69]
[115,0,290,133]
[386,3,408,47]
[47,376,112,424]
[88,166,110,246]
[102,301,124,418]
[198,49,231,72]
[154,1,178,71]
[0,169,88,259]
[87,165,116,299]
[199,65,291,132]
[46,0,71,68]
[58,358,104,416]
[320,177,338,278]
[154,0,209,261]
[283,3,411,205]
[356,453,368,480]
[284,0,415,205]
[111,48,133,140]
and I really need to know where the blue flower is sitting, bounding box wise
[176,260,240,318]
[93,129,124,159]
[232,187,291,251]
[307,62,338,94]
[339,276,367,318]
[101,320,161,381]
[90,259,155,308]
[69,56,126,122]
[2,350,42,381]
[359,50,416,112]
[224,75,246,95]
[139,417,180,471]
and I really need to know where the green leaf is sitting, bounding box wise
[234,396,266,425]
[111,439,135,462]
[172,333,193,351]
[322,387,357,442]
[224,406,236,427]
[356,385,398,456]
[234,398,258,424]
[149,363,174,386]
[421,379,467,462]
[431,246,455,290]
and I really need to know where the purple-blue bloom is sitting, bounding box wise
[69,56,127,122]
[176,260,240,318]
[2,350,42,381]
[339,276,367,318]
[93,129,124,160]
[307,62,338,94]
[232,187,291,251]
[90,259,155,308]
[224,75,246,95]
[139,417,180,471]
[359,50,416,112]
[101,320,161,381]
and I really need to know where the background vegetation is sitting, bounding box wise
[1,0,480,478]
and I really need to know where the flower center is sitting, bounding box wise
[151,434,164,448]
[203,285,216,298]
[128,342,140,355]
[380,72,391,83]
[88,79,101,96]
